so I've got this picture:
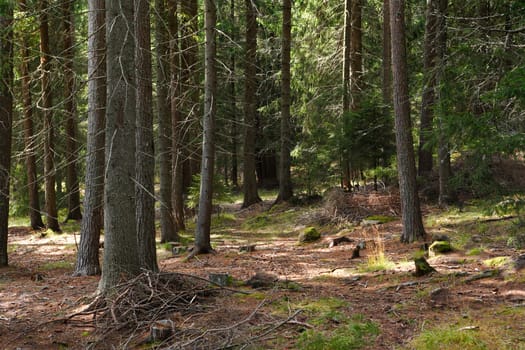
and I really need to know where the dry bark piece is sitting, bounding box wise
[328,236,354,248]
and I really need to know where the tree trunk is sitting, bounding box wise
[229,0,239,189]
[136,0,159,272]
[168,0,186,231]
[19,0,45,230]
[418,0,439,176]
[74,0,106,276]
[382,0,392,117]
[342,0,351,190]
[242,0,262,208]
[40,0,61,233]
[350,0,363,111]
[0,3,14,266]
[99,0,140,293]
[155,0,178,243]
[194,0,217,255]
[276,0,293,203]
[390,0,426,243]
[63,0,82,222]
[435,0,450,207]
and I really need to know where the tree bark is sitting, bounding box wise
[40,0,61,232]
[194,0,217,255]
[418,0,439,176]
[168,0,186,231]
[155,0,178,243]
[74,0,106,276]
[63,0,82,222]
[390,0,426,243]
[350,0,363,111]
[382,0,392,112]
[136,0,159,272]
[229,0,239,189]
[19,0,45,230]
[342,0,351,189]
[0,3,14,266]
[99,0,140,293]
[276,0,293,203]
[242,0,262,208]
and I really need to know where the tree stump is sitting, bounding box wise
[414,256,436,276]
[150,319,174,342]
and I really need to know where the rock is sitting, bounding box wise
[429,240,452,257]
[514,254,525,271]
[245,272,278,289]
[430,287,451,307]
[350,246,360,259]
[432,234,450,242]
[239,244,256,252]
[298,227,321,243]
[361,219,381,226]
[172,246,188,255]
[471,235,482,243]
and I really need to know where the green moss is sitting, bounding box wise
[298,227,321,243]
[364,215,397,223]
[466,247,484,256]
[483,256,510,268]
[40,261,73,270]
[409,326,487,350]
[429,240,452,256]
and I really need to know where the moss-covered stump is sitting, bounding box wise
[298,227,321,243]
[414,257,437,276]
[429,240,452,257]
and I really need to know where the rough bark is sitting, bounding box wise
[19,0,45,230]
[155,0,178,243]
[418,0,439,176]
[276,0,293,203]
[193,0,216,255]
[229,0,239,189]
[168,0,186,231]
[382,0,392,114]
[242,0,262,208]
[0,3,14,266]
[40,0,61,232]
[350,0,363,111]
[63,0,82,222]
[136,0,159,272]
[74,0,106,276]
[99,0,140,293]
[390,0,426,243]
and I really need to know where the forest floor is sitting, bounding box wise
[1,191,525,349]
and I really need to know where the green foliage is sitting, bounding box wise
[298,226,321,243]
[483,256,510,268]
[187,174,234,210]
[408,325,488,350]
[296,316,379,350]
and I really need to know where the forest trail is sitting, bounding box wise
[1,198,525,349]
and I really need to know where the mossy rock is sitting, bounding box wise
[299,227,321,243]
[429,240,452,257]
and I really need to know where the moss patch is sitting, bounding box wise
[298,227,321,243]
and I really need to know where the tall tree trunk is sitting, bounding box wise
[63,0,82,222]
[99,0,140,293]
[229,0,239,189]
[136,0,158,272]
[342,0,351,190]
[19,0,45,230]
[0,2,14,266]
[156,0,178,243]
[193,0,216,255]
[382,0,392,111]
[390,0,426,243]
[418,0,439,176]
[168,0,186,231]
[435,0,450,207]
[242,0,262,208]
[74,0,106,276]
[350,0,363,111]
[276,0,293,203]
[40,0,61,232]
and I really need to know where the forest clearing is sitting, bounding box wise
[1,187,525,349]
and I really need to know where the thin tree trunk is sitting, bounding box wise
[276,0,293,203]
[168,0,186,231]
[242,0,262,208]
[40,0,61,232]
[390,0,426,243]
[229,0,239,189]
[63,0,82,222]
[136,0,158,272]
[382,0,392,112]
[342,0,351,190]
[418,0,438,176]
[0,3,14,266]
[193,0,216,255]
[156,0,178,243]
[74,0,106,276]
[99,0,140,293]
[19,0,45,230]
[350,0,363,111]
